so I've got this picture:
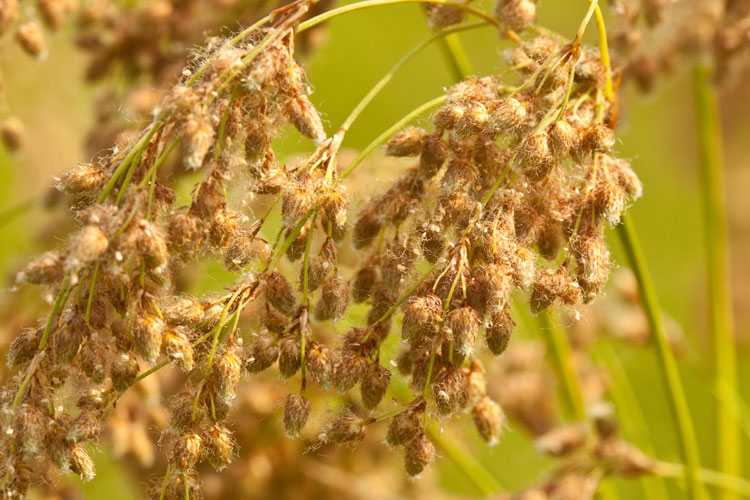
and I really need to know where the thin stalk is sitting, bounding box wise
[337,22,487,135]
[99,123,162,204]
[597,345,672,500]
[436,33,474,82]
[298,0,501,32]
[538,311,586,420]
[338,95,447,182]
[656,462,750,498]
[616,214,707,500]
[692,63,738,500]
[84,262,100,326]
[38,276,72,350]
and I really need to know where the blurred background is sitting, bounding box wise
[0,0,748,498]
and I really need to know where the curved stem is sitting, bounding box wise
[656,462,750,498]
[616,214,707,500]
[298,0,500,32]
[692,62,738,500]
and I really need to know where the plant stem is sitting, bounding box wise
[538,310,586,420]
[656,462,750,498]
[616,214,707,500]
[436,33,474,82]
[692,62,739,500]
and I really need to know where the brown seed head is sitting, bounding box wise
[174,432,202,470]
[385,126,426,157]
[134,312,165,364]
[360,362,391,409]
[283,393,311,437]
[319,409,366,445]
[404,433,435,477]
[245,334,279,373]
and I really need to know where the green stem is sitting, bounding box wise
[656,462,750,498]
[538,310,586,420]
[692,63,738,500]
[597,345,672,500]
[436,33,474,82]
[84,262,100,326]
[38,275,72,350]
[298,0,500,32]
[616,214,707,500]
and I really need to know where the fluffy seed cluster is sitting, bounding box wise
[0,0,665,498]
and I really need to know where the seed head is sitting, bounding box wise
[278,335,301,378]
[282,178,316,227]
[386,404,424,447]
[16,22,46,58]
[472,395,504,445]
[1,116,25,152]
[80,339,107,382]
[111,353,140,392]
[351,263,378,303]
[536,423,589,457]
[285,95,326,144]
[306,341,333,389]
[530,266,582,313]
[385,126,425,157]
[572,229,610,302]
[585,124,616,154]
[245,334,279,373]
[134,312,165,364]
[67,225,109,270]
[402,294,442,344]
[490,98,527,133]
[404,433,435,477]
[283,393,311,437]
[266,271,297,316]
[446,306,480,364]
[7,328,41,367]
[0,0,19,37]
[16,405,46,453]
[70,445,96,482]
[55,163,106,195]
[517,131,555,181]
[332,352,367,394]
[314,275,350,322]
[360,362,391,409]
[164,327,194,372]
[164,297,204,327]
[183,116,215,170]
[424,4,466,28]
[17,251,63,285]
[419,133,449,178]
[549,120,578,159]
[174,432,202,470]
[353,207,383,249]
[320,187,350,241]
[486,309,515,355]
[433,367,468,415]
[206,424,234,471]
[497,0,537,32]
[319,409,366,445]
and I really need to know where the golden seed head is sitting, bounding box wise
[15,22,46,58]
[164,327,195,372]
[473,395,505,445]
[174,432,203,470]
[134,312,165,364]
[70,445,96,482]
[206,424,234,471]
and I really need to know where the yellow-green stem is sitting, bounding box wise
[538,310,586,420]
[692,62,738,500]
[616,214,707,500]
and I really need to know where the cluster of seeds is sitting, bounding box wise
[0,0,663,498]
